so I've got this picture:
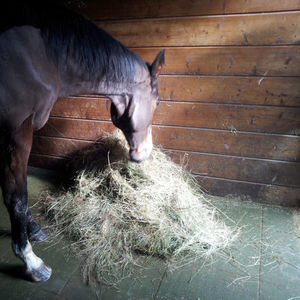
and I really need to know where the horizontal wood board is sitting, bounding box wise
[159,76,300,106]
[133,46,300,76]
[65,0,300,19]
[196,176,300,207]
[97,12,300,47]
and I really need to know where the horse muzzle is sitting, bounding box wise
[129,128,153,163]
[129,142,153,163]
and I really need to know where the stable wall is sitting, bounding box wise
[29,0,300,206]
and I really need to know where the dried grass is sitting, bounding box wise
[42,130,239,285]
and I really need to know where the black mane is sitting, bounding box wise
[1,1,148,85]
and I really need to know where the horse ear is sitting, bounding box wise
[150,49,165,78]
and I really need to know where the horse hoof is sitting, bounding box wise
[27,263,52,282]
[29,228,49,243]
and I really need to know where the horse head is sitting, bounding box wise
[110,50,165,163]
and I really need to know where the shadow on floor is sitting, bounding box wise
[0,264,29,281]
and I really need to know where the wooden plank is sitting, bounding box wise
[36,118,115,141]
[31,136,93,158]
[225,0,300,14]
[51,98,300,135]
[133,46,300,76]
[169,151,300,188]
[152,126,300,162]
[66,0,223,19]
[29,153,67,170]
[97,12,300,47]
[196,176,300,207]
[159,76,300,106]
[33,120,300,161]
[51,97,111,120]
[154,102,300,135]
[66,0,300,20]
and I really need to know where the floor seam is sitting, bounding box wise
[153,266,168,300]
[56,265,80,298]
[257,206,264,300]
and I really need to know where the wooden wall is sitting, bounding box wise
[29,0,300,206]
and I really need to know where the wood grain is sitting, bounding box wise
[159,76,300,106]
[133,46,300,76]
[35,118,114,141]
[152,126,300,162]
[29,154,66,170]
[31,136,93,158]
[65,0,300,20]
[169,151,300,187]
[97,12,300,47]
[66,0,224,19]
[225,0,300,14]
[196,176,300,207]
[51,97,111,120]
[154,102,300,135]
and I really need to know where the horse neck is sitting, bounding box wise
[58,73,130,98]
[57,58,148,98]
[57,65,131,98]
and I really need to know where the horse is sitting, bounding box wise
[0,2,164,282]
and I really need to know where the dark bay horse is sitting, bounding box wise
[0,2,164,282]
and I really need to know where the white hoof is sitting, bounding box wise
[27,263,52,282]
[15,241,52,282]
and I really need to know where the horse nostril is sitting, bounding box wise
[129,150,143,163]
[130,157,143,163]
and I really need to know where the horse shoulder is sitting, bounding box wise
[0,26,59,131]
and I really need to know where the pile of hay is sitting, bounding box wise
[43,131,238,285]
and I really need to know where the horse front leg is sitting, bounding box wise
[27,210,49,243]
[0,115,51,282]
[4,191,51,281]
